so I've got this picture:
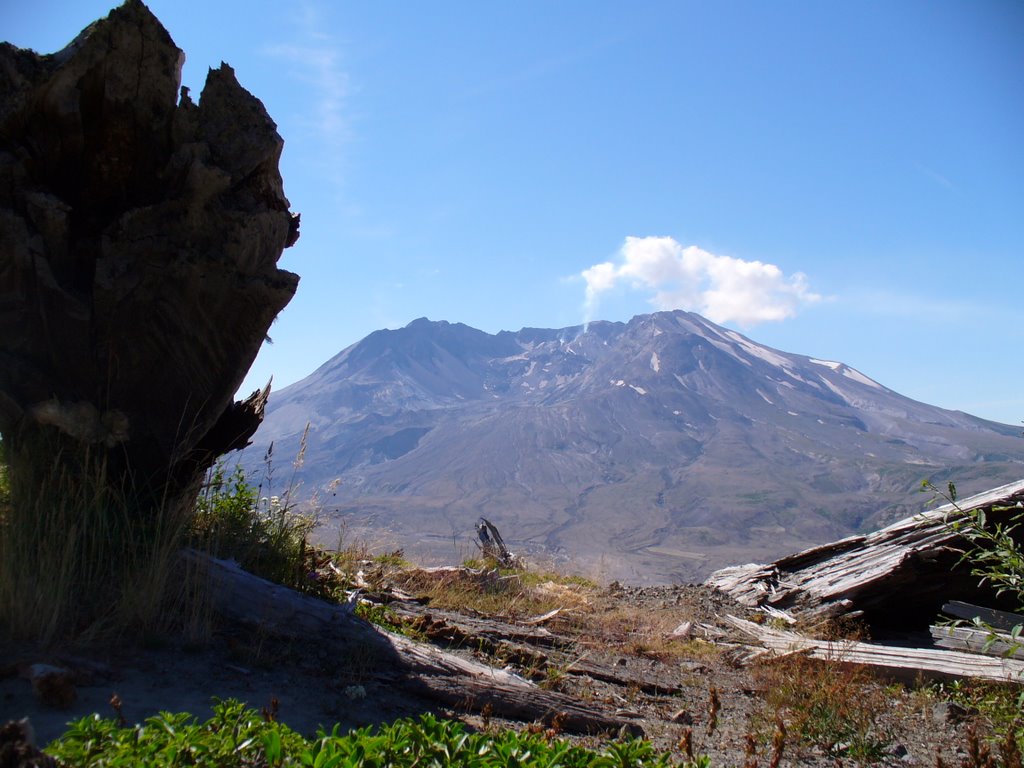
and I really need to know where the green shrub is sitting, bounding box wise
[189,462,321,596]
[924,480,1024,616]
[47,700,698,767]
[925,480,1024,754]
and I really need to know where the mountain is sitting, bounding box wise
[242,311,1024,583]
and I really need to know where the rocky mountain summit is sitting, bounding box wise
[246,311,1024,583]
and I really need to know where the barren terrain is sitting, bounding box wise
[2,568,999,765]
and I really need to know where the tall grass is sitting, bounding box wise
[0,442,192,646]
[0,428,319,646]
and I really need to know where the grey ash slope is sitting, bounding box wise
[246,311,1024,583]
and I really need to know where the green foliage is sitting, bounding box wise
[371,550,410,569]
[923,480,1024,613]
[923,480,1024,656]
[189,463,320,596]
[187,464,422,636]
[48,699,307,768]
[939,680,1024,756]
[353,601,407,635]
[47,700,698,767]
[923,480,1024,756]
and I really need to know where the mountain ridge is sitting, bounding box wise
[243,310,1023,583]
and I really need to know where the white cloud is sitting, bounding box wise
[582,236,821,326]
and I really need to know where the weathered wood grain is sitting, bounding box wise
[707,480,1024,628]
[725,615,1024,683]
[930,625,1024,660]
[942,601,1024,633]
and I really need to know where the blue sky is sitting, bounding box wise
[7,1,1024,424]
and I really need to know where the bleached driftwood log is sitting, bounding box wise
[385,604,685,695]
[725,615,1024,684]
[942,600,1024,633]
[929,624,1024,660]
[706,479,1024,628]
[181,549,641,735]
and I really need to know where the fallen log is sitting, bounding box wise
[182,550,640,735]
[562,658,686,696]
[387,603,684,695]
[388,604,570,650]
[930,625,1024,660]
[706,479,1024,629]
[725,615,1024,684]
[942,601,1024,633]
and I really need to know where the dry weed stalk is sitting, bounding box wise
[743,732,758,768]
[678,727,694,761]
[769,717,786,768]
[707,685,721,736]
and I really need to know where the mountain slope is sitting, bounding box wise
[243,311,1024,583]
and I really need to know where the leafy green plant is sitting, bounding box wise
[354,601,409,635]
[923,479,1024,665]
[189,462,317,593]
[939,679,1024,759]
[923,481,1024,615]
[47,700,700,767]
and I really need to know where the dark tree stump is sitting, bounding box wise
[0,1,299,638]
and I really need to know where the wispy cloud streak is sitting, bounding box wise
[265,2,350,180]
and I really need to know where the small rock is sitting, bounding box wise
[887,743,910,759]
[617,723,645,739]
[26,664,76,709]
[670,709,693,724]
[670,621,693,639]
[933,701,974,724]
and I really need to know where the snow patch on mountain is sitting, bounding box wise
[820,377,859,407]
[810,358,842,370]
[723,330,792,369]
[843,367,883,389]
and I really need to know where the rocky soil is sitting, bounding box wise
[2,574,999,766]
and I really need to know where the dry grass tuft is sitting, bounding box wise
[752,653,891,763]
[392,560,596,621]
[0,447,192,646]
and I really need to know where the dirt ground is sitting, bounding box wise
[0,581,1004,765]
